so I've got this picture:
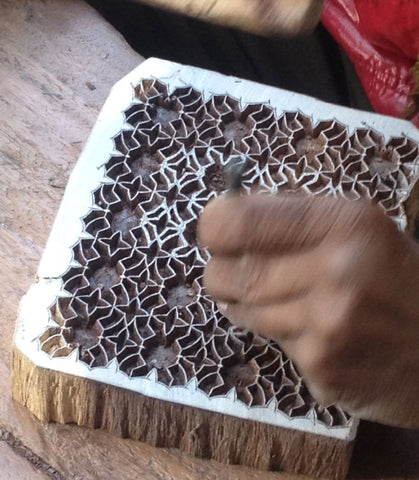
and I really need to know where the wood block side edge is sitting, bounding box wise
[12,347,354,480]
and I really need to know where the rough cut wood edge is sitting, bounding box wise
[12,348,353,480]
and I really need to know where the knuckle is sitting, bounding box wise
[308,386,334,406]
[325,245,356,284]
[321,316,346,345]
[223,302,241,324]
[324,239,380,293]
[306,373,343,405]
[304,353,343,395]
[298,342,329,378]
[241,201,261,238]
[239,257,265,302]
[352,199,379,223]
[203,258,218,289]
[323,292,363,339]
[356,203,397,246]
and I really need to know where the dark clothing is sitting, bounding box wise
[88,0,372,112]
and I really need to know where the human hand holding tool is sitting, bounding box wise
[199,194,419,428]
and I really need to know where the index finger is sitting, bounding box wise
[198,194,368,255]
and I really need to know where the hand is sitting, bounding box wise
[198,194,419,428]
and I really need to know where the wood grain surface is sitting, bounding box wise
[0,441,48,480]
[0,0,418,478]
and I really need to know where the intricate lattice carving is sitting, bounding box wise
[40,79,419,428]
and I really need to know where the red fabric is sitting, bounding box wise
[322,0,419,126]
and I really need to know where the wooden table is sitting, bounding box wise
[0,0,418,478]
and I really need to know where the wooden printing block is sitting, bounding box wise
[13,59,419,480]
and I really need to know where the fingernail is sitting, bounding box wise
[216,301,228,316]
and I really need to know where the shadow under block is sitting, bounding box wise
[13,59,419,480]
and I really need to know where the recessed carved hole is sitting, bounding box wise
[124,103,152,128]
[89,344,109,367]
[195,361,217,381]
[281,112,302,132]
[352,129,379,150]
[148,103,180,130]
[177,97,203,115]
[152,255,175,279]
[315,405,334,425]
[40,327,62,345]
[289,399,310,417]
[70,321,102,351]
[183,219,198,245]
[99,311,125,337]
[170,130,197,151]
[276,391,299,413]
[207,96,230,117]
[167,364,188,385]
[111,207,142,239]
[259,377,275,399]
[118,349,143,375]
[97,233,131,264]
[82,207,106,226]
[89,264,120,290]
[292,156,311,178]
[256,348,281,374]
[135,79,157,100]
[140,290,163,310]
[164,282,197,309]
[137,124,164,147]
[153,212,170,232]
[197,121,219,142]
[106,161,130,182]
[222,120,251,145]
[344,159,365,177]
[160,234,180,252]
[250,105,274,128]
[114,130,138,154]
[68,297,91,326]
[222,363,256,390]
[85,216,111,240]
[203,164,226,193]
[283,360,302,384]
[173,86,201,102]
[293,112,312,130]
[244,339,269,362]
[52,297,76,326]
[325,405,350,425]
[41,333,69,356]
[144,342,179,371]
[133,316,154,340]
[179,176,203,196]
[267,164,286,185]
[62,267,88,294]
[397,142,418,163]
[127,151,160,182]
[312,120,334,137]
[247,383,266,406]
[367,154,397,177]
[380,195,399,213]
[178,327,202,349]
[294,135,326,162]
[210,335,233,360]
[93,183,120,209]
[270,143,293,163]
